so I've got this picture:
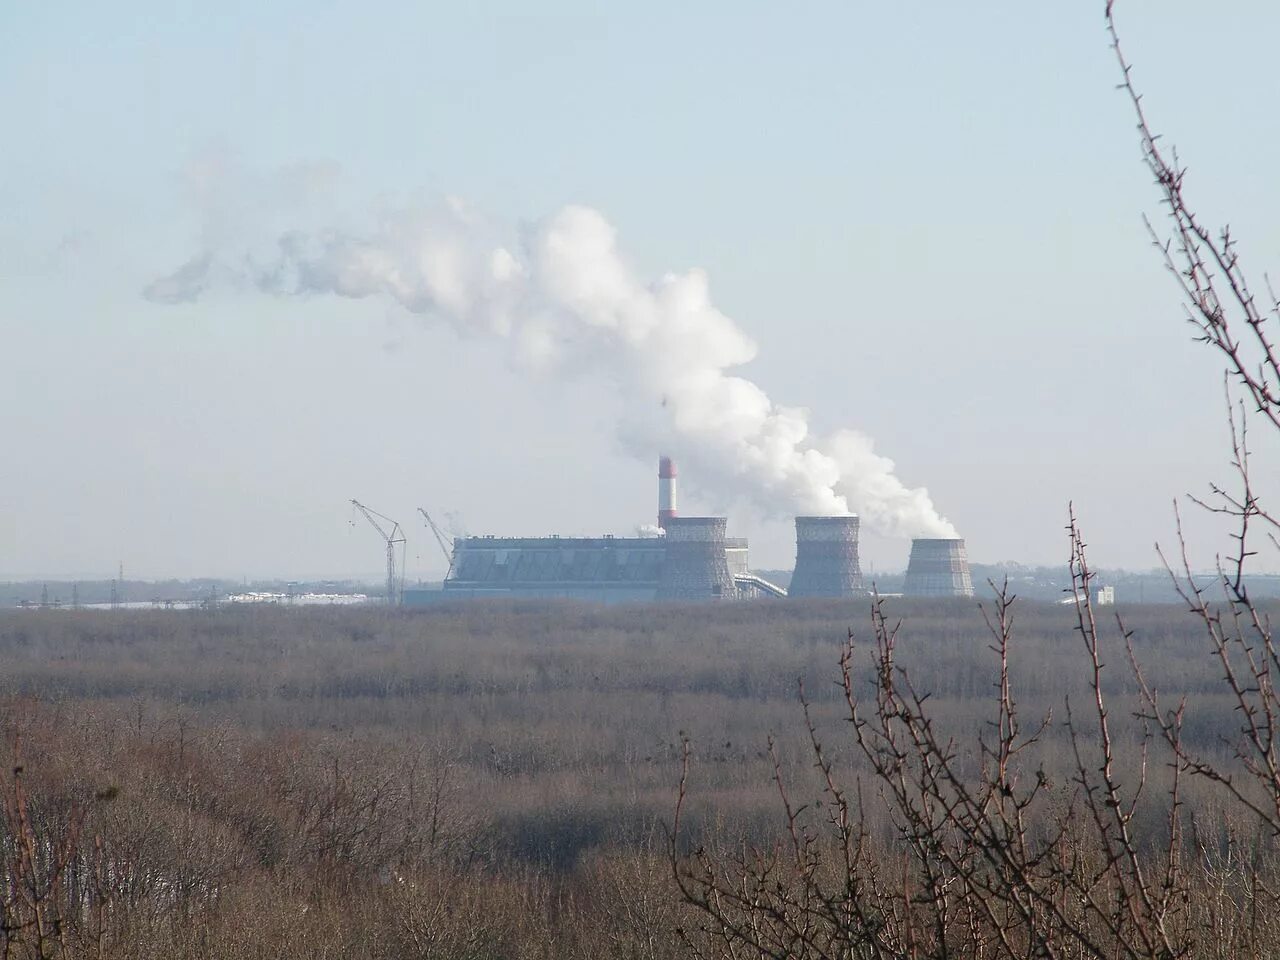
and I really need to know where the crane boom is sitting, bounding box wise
[417,507,455,578]
[350,499,406,606]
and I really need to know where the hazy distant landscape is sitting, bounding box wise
[9,0,1280,955]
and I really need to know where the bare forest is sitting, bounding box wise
[0,594,1269,959]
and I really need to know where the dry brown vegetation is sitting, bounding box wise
[0,592,1267,959]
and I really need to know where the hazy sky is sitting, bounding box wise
[4,1,1279,581]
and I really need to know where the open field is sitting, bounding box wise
[0,597,1270,958]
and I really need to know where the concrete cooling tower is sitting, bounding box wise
[656,517,735,600]
[788,516,863,598]
[903,538,974,598]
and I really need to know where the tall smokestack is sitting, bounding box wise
[788,516,863,598]
[657,516,734,600]
[904,538,974,598]
[658,455,678,530]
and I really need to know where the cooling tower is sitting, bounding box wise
[788,516,863,598]
[657,517,735,600]
[903,538,974,598]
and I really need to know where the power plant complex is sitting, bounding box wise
[400,459,973,605]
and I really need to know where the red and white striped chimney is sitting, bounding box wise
[658,456,678,530]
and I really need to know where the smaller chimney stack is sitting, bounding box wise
[658,456,678,530]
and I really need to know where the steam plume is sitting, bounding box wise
[146,200,957,539]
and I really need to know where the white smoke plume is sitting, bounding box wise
[146,199,957,539]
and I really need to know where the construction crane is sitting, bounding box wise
[417,507,456,580]
[350,499,406,606]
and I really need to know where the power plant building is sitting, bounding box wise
[431,535,665,603]
[402,457,760,605]
[400,456,970,605]
[403,531,750,604]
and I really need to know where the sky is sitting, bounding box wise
[3,1,1279,582]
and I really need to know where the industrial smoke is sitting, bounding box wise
[146,196,957,539]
